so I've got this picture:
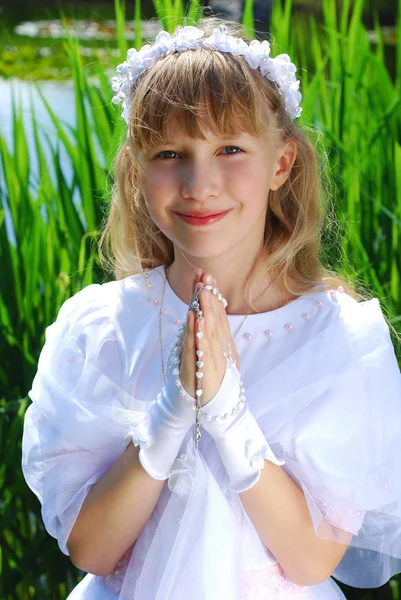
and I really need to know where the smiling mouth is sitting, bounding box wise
[174,209,232,226]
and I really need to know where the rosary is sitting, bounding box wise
[190,285,228,449]
[162,271,251,450]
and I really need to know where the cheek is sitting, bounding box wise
[140,170,175,215]
[228,161,271,207]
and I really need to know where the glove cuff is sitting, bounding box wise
[124,378,195,480]
[214,405,285,493]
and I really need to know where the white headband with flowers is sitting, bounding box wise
[111,24,302,124]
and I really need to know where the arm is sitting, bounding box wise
[238,460,351,587]
[67,441,164,577]
[68,345,197,576]
[186,273,351,587]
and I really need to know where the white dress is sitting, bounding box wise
[21,265,401,600]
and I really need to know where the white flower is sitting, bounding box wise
[244,39,270,70]
[173,25,204,51]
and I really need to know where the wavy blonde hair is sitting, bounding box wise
[99,15,369,310]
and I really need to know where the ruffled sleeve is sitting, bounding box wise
[252,297,401,589]
[21,283,143,556]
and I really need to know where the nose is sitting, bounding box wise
[181,159,220,201]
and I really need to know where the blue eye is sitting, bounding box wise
[221,146,243,155]
[157,150,180,159]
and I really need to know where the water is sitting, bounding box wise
[0,78,76,245]
[0,78,76,178]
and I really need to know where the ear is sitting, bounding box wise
[270,140,297,191]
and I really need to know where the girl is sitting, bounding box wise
[22,16,401,600]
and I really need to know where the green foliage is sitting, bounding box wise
[0,0,400,597]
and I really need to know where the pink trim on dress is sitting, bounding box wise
[240,563,310,599]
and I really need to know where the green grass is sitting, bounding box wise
[0,0,400,597]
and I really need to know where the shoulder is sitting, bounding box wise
[51,269,159,344]
[303,285,389,336]
[281,285,394,362]
[334,290,392,349]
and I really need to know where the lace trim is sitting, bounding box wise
[240,564,309,599]
[315,499,365,534]
[102,550,133,595]
[102,553,309,598]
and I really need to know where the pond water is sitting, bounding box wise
[0,78,76,178]
[0,78,76,244]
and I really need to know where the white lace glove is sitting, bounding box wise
[183,360,285,493]
[123,368,196,481]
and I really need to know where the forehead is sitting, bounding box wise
[161,120,259,144]
[157,105,267,145]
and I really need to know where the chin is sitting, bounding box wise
[174,239,231,260]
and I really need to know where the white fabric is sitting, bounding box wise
[133,353,286,492]
[123,362,196,480]
[21,265,401,599]
[192,361,286,491]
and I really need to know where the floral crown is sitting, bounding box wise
[111,24,302,124]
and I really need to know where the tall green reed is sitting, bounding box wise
[0,0,400,596]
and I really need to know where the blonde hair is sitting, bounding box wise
[99,15,369,311]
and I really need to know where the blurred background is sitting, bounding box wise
[0,0,400,598]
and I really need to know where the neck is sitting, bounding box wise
[167,246,283,316]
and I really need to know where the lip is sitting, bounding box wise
[174,209,232,226]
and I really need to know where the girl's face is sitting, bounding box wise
[137,122,291,260]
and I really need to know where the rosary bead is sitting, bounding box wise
[196,361,204,368]
[217,292,222,301]
[173,368,179,376]
[212,287,218,295]
[196,371,203,379]
[196,389,203,397]
[196,350,203,357]
[196,331,203,339]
